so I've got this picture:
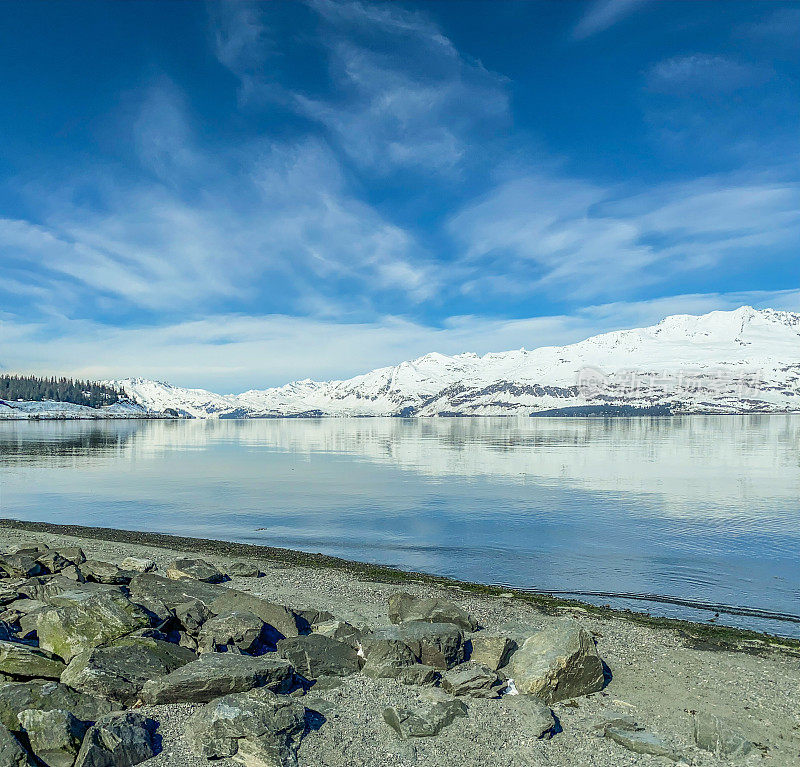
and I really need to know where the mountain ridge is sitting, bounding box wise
[109,306,800,418]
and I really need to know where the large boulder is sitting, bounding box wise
[18,576,85,603]
[365,622,466,670]
[277,634,360,679]
[36,592,150,663]
[441,661,504,698]
[74,713,156,767]
[61,636,197,706]
[173,599,212,634]
[501,695,556,739]
[383,699,467,739]
[0,682,115,732]
[0,554,44,579]
[17,709,88,767]
[362,662,439,686]
[388,593,478,632]
[209,592,299,640]
[197,611,268,655]
[505,620,605,703]
[165,558,225,584]
[187,687,306,767]
[128,574,301,639]
[118,558,155,574]
[469,636,516,671]
[604,724,682,761]
[79,562,134,586]
[0,640,66,679]
[140,653,295,704]
[693,713,754,758]
[0,585,19,607]
[0,722,32,767]
[128,573,222,614]
[311,620,363,649]
[35,552,75,575]
[226,562,261,578]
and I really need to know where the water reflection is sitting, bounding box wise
[1,416,798,635]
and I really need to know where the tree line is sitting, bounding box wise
[0,375,124,408]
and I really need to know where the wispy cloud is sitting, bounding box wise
[647,54,770,93]
[448,172,800,300]
[572,0,648,40]
[210,0,509,175]
[1,80,436,321]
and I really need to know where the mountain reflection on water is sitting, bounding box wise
[2,416,799,636]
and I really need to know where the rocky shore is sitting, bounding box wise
[0,522,797,767]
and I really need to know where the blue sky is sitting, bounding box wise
[2,0,799,390]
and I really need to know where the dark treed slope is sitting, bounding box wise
[0,375,123,408]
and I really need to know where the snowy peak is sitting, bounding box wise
[113,307,800,418]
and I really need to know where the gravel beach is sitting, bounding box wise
[0,519,797,767]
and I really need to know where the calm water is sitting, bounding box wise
[1,417,798,637]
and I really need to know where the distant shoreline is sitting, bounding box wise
[2,411,800,421]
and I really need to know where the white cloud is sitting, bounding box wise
[3,289,799,392]
[2,81,436,318]
[210,0,509,175]
[647,54,770,93]
[572,0,647,40]
[448,172,800,301]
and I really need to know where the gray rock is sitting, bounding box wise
[469,636,516,671]
[362,661,439,686]
[36,592,150,663]
[0,555,44,579]
[226,562,261,578]
[54,549,86,566]
[0,640,66,679]
[502,695,556,739]
[277,634,360,679]
[311,619,362,649]
[74,712,156,767]
[0,585,19,607]
[128,574,300,638]
[165,558,225,584]
[18,577,116,606]
[60,566,85,583]
[140,652,295,704]
[441,661,504,698]
[604,726,682,761]
[61,636,197,706]
[128,573,222,613]
[46,585,124,609]
[210,592,300,640]
[173,599,212,634]
[376,621,467,670]
[80,562,134,586]
[8,545,48,556]
[36,552,74,575]
[17,709,88,767]
[383,699,468,739]
[118,558,155,574]
[0,722,32,767]
[0,682,114,732]
[693,712,754,757]
[187,687,306,767]
[505,620,605,703]
[197,610,267,654]
[388,593,478,632]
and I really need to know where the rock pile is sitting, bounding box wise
[8,541,750,766]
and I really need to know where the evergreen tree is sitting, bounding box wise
[0,374,124,408]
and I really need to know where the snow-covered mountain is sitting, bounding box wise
[111,306,800,418]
